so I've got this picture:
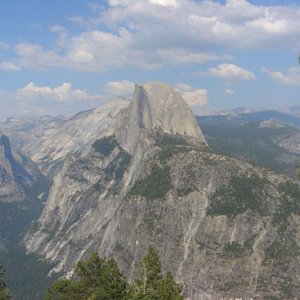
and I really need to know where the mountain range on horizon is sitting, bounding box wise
[0,82,300,299]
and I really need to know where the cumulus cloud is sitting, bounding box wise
[106,80,135,97]
[0,62,21,72]
[198,63,256,80]
[262,66,300,86]
[7,0,300,72]
[17,82,101,102]
[0,83,104,119]
[175,83,208,106]
[149,0,180,8]
[225,88,235,95]
[15,43,64,70]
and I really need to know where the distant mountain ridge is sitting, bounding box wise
[199,109,300,128]
[23,82,300,299]
[0,98,129,176]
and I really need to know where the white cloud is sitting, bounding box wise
[50,25,68,47]
[106,80,135,96]
[0,62,21,72]
[15,43,64,70]
[17,82,101,102]
[149,0,180,8]
[0,83,105,120]
[262,66,300,86]
[198,63,256,80]
[175,83,208,106]
[225,88,235,95]
[5,1,300,72]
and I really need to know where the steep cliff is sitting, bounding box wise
[25,83,300,299]
[0,133,42,203]
[1,99,129,176]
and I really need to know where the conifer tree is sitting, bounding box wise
[45,252,127,300]
[0,266,10,300]
[128,246,183,300]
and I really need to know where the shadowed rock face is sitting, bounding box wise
[1,135,14,163]
[0,134,41,202]
[25,82,300,299]
[1,134,34,186]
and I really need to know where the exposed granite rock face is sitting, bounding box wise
[1,99,129,176]
[25,143,300,299]
[0,134,42,202]
[115,82,207,154]
[25,83,300,299]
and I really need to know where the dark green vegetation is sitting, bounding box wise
[273,181,300,224]
[92,136,121,156]
[221,241,253,259]
[0,245,60,300]
[129,145,195,200]
[92,135,132,190]
[198,117,300,179]
[46,246,182,300]
[207,175,268,218]
[129,145,178,200]
[129,165,172,200]
[206,172,300,297]
[0,176,59,300]
[154,132,189,146]
[0,266,9,300]
[104,151,132,183]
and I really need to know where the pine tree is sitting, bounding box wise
[46,247,183,300]
[128,246,183,300]
[0,266,10,300]
[45,252,127,300]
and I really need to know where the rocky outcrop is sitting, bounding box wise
[1,99,129,176]
[115,82,207,154]
[25,82,300,299]
[0,134,42,202]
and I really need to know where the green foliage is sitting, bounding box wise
[154,272,183,300]
[155,132,188,146]
[0,200,59,300]
[297,168,300,178]
[139,246,162,285]
[46,252,127,300]
[129,246,183,300]
[47,248,182,300]
[158,145,188,162]
[207,175,268,218]
[45,279,81,300]
[200,121,298,177]
[221,241,253,259]
[92,136,120,156]
[129,165,172,200]
[176,186,194,197]
[273,181,300,224]
[105,151,132,182]
[0,245,60,300]
[0,266,9,300]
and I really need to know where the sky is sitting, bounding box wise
[1,0,300,119]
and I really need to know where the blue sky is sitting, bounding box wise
[1,0,300,119]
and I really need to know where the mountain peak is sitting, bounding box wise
[115,82,207,153]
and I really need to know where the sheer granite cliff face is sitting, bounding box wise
[0,134,42,203]
[25,83,300,299]
[115,82,207,155]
